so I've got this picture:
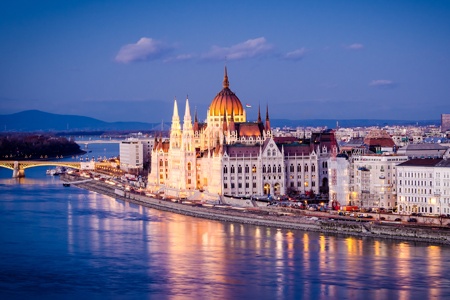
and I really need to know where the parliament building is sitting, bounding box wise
[147,68,336,201]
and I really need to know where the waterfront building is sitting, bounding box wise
[119,138,143,173]
[397,156,450,216]
[147,68,337,200]
[441,114,450,132]
[351,155,408,210]
[328,153,351,207]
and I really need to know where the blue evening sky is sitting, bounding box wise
[1,0,449,123]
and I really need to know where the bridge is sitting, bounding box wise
[0,160,82,178]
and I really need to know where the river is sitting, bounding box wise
[0,142,449,299]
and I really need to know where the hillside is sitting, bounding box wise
[0,110,162,132]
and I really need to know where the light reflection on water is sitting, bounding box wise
[1,148,450,299]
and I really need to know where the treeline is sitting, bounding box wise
[0,134,85,160]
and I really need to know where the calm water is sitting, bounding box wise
[1,143,450,299]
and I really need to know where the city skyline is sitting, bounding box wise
[1,0,449,123]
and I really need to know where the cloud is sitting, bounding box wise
[283,47,308,61]
[201,37,273,61]
[115,37,172,63]
[163,53,194,63]
[345,43,364,50]
[369,79,397,89]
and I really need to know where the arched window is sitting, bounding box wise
[187,162,192,171]
[273,165,276,173]
[290,164,294,172]
[278,165,282,172]
[297,164,301,172]
[252,165,257,173]
[159,160,164,167]
[311,164,315,172]
[267,165,272,173]
[263,165,266,173]
[238,165,242,173]
[305,164,309,172]
[223,166,228,174]
[245,165,249,173]
[272,149,276,156]
[231,165,235,174]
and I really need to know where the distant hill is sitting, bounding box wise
[0,110,165,132]
[0,110,440,132]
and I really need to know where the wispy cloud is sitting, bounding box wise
[201,37,273,61]
[115,37,173,63]
[283,47,308,61]
[163,53,194,63]
[369,79,397,89]
[345,43,364,50]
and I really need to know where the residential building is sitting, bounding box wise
[397,157,450,216]
[120,138,143,173]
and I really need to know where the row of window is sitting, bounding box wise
[224,182,256,189]
[398,172,432,178]
[223,163,318,174]
[399,180,433,187]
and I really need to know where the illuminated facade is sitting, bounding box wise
[397,157,450,216]
[147,68,336,200]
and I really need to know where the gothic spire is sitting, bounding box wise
[257,104,262,123]
[265,104,271,132]
[170,97,181,131]
[223,65,229,88]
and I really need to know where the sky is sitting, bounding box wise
[1,0,449,123]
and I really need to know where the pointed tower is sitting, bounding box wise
[257,104,262,123]
[222,112,228,132]
[265,104,271,133]
[223,66,229,88]
[182,96,194,151]
[170,98,182,149]
[193,107,199,132]
[229,110,236,132]
[183,96,193,132]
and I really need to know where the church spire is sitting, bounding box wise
[183,96,192,131]
[171,97,181,131]
[257,104,262,123]
[223,66,229,88]
[265,104,271,132]
[222,112,228,132]
[229,110,236,132]
[193,107,199,132]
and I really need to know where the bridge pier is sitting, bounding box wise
[12,161,25,178]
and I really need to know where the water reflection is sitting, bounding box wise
[61,195,450,299]
[2,175,450,299]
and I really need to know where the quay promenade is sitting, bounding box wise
[61,174,450,246]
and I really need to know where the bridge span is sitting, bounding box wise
[0,160,82,178]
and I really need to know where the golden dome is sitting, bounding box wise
[209,67,244,117]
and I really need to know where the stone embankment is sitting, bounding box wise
[62,176,450,246]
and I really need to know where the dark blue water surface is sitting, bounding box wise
[1,144,450,299]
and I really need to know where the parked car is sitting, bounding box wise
[408,218,418,223]
[380,217,386,221]
[395,218,402,222]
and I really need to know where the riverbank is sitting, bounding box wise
[62,175,450,246]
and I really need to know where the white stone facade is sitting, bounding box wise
[119,139,143,172]
[397,159,450,216]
